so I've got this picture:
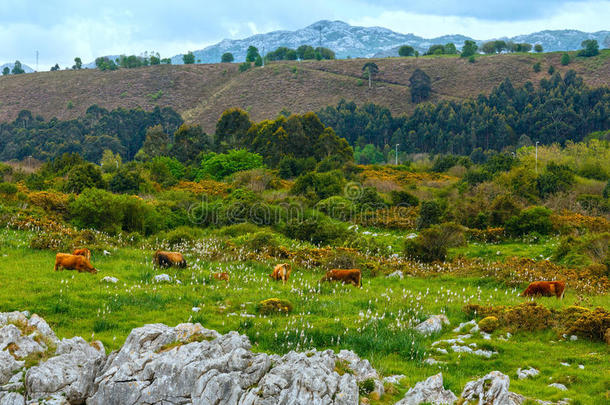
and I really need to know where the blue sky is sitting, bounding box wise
[1,0,608,70]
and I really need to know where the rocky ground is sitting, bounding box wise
[0,311,570,405]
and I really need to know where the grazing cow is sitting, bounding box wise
[320,269,362,288]
[72,248,91,261]
[153,251,187,268]
[521,281,566,299]
[54,253,98,274]
[270,263,291,284]
[213,272,230,282]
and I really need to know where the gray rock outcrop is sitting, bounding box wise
[460,371,524,405]
[395,373,457,405]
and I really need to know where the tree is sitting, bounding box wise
[73,57,82,69]
[171,124,210,163]
[11,61,25,74]
[534,44,543,53]
[443,43,457,54]
[548,65,555,75]
[100,149,122,172]
[149,53,161,65]
[50,64,60,71]
[182,51,195,64]
[426,44,445,55]
[65,163,105,193]
[221,52,234,63]
[461,40,478,57]
[215,108,252,150]
[315,47,335,60]
[481,41,497,54]
[246,46,260,62]
[409,68,431,103]
[362,62,379,88]
[254,55,263,67]
[561,53,570,66]
[398,45,415,57]
[137,125,171,160]
[297,45,316,60]
[95,57,118,71]
[578,39,599,57]
[2,67,9,75]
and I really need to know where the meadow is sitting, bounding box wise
[0,228,607,404]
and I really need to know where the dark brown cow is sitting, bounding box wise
[270,263,291,284]
[72,248,91,261]
[320,269,362,287]
[54,253,98,274]
[153,251,187,268]
[213,272,230,282]
[521,280,566,299]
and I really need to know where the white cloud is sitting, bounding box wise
[349,1,610,38]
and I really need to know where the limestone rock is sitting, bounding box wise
[548,383,568,391]
[101,276,118,283]
[25,337,106,404]
[387,271,403,279]
[0,324,45,359]
[395,373,457,405]
[415,315,449,336]
[0,351,24,385]
[460,371,524,405]
[0,392,25,405]
[517,367,539,380]
[153,273,172,282]
[382,375,405,385]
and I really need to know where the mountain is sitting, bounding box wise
[0,62,35,74]
[170,20,610,63]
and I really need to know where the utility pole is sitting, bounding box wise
[36,50,39,72]
[535,141,539,174]
[395,144,400,165]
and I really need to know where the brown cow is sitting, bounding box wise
[153,251,187,268]
[54,253,98,274]
[270,263,291,284]
[213,272,230,282]
[521,280,566,299]
[72,248,91,261]
[320,269,362,287]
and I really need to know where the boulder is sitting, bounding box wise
[387,271,404,279]
[382,375,405,385]
[460,371,524,405]
[395,373,457,405]
[101,276,118,284]
[153,273,172,283]
[0,324,46,359]
[25,337,106,404]
[0,351,24,385]
[0,392,26,405]
[336,349,383,398]
[548,383,568,391]
[517,367,539,380]
[415,315,449,336]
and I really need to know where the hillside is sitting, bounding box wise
[0,51,609,133]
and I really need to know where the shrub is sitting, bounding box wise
[323,250,360,270]
[245,231,280,254]
[478,316,499,333]
[416,200,442,230]
[355,187,385,210]
[29,191,71,217]
[489,194,521,227]
[239,62,251,72]
[197,149,263,181]
[404,222,466,262]
[278,156,316,179]
[164,226,203,246]
[64,163,105,194]
[579,162,608,180]
[505,206,553,236]
[217,223,261,237]
[390,190,419,207]
[69,188,123,234]
[561,53,570,66]
[358,379,376,396]
[291,170,345,202]
[257,298,293,315]
[30,232,71,251]
[316,196,354,221]
[536,162,575,197]
[109,167,143,194]
[281,212,347,245]
[565,307,610,342]
[0,182,18,195]
[233,168,279,192]
[431,155,459,172]
[463,169,491,186]
[533,62,541,72]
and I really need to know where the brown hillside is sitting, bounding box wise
[0,52,608,133]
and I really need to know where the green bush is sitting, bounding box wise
[416,200,442,230]
[291,170,345,202]
[316,196,354,221]
[217,223,262,237]
[278,156,316,179]
[164,226,203,246]
[257,298,293,315]
[281,211,347,245]
[489,194,522,227]
[536,161,575,197]
[463,169,491,186]
[355,187,385,210]
[245,231,280,254]
[64,163,105,193]
[505,206,553,236]
[239,62,251,72]
[0,182,18,195]
[197,149,263,181]
[579,162,609,181]
[404,222,466,262]
[109,167,143,194]
[431,155,459,172]
[390,190,419,207]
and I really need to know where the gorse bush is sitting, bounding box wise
[291,170,345,202]
[389,190,419,207]
[416,200,442,230]
[505,206,553,236]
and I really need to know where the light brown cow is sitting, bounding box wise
[153,251,187,268]
[54,253,98,274]
[213,272,230,282]
[320,269,362,287]
[270,263,291,284]
[521,280,566,299]
[72,248,91,261]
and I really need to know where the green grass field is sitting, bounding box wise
[0,228,608,403]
